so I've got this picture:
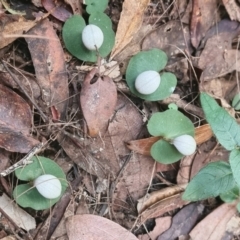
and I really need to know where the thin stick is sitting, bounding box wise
[0,143,44,177]
[1,60,49,122]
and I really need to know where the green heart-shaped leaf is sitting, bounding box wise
[147,109,195,138]
[63,14,115,62]
[13,156,67,210]
[85,0,108,14]
[151,139,183,164]
[126,49,177,101]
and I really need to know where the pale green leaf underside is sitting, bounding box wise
[230,149,240,188]
[151,139,183,164]
[182,161,235,201]
[147,109,195,138]
[126,49,174,101]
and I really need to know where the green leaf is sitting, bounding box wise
[220,185,239,203]
[230,149,240,187]
[182,161,235,201]
[13,184,63,210]
[151,139,183,164]
[14,156,68,210]
[200,93,240,150]
[232,93,240,110]
[85,0,108,14]
[126,49,176,101]
[62,14,115,62]
[147,109,195,138]
[89,12,115,59]
[237,203,240,213]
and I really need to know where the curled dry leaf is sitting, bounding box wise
[66,214,138,240]
[80,68,117,137]
[110,0,150,59]
[0,84,39,153]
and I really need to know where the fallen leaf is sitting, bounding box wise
[66,214,138,240]
[0,84,39,153]
[126,136,161,155]
[26,19,69,120]
[138,216,172,240]
[157,203,204,240]
[142,21,193,63]
[42,0,73,22]
[139,194,187,224]
[110,0,150,59]
[222,0,240,21]
[190,0,219,48]
[137,185,186,213]
[189,203,237,240]
[0,150,10,173]
[80,68,117,137]
[0,15,37,49]
[0,193,36,231]
[194,124,212,145]
[76,60,121,81]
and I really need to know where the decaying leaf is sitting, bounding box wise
[0,193,36,231]
[110,0,150,59]
[26,19,69,120]
[80,68,117,137]
[66,214,138,240]
[139,194,187,224]
[142,21,193,63]
[190,203,237,240]
[0,15,37,49]
[222,0,240,21]
[137,184,186,213]
[157,203,204,240]
[190,0,219,48]
[42,0,73,22]
[0,84,39,153]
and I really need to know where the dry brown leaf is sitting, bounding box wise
[157,203,204,240]
[139,194,187,224]
[0,84,39,153]
[0,16,37,49]
[66,214,138,240]
[190,0,219,48]
[142,21,193,63]
[222,0,240,21]
[189,203,237,240]
[177,155,195,185]
[137,184,186,213]
[26,18,69,120]
[126,136,161,155]
[194,124,213,145]
[110,0,150,59]
[0,193,36,231]
[198,29,240,81]
[138,216,171,240]
[80,68,117,137]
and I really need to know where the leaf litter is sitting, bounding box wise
[1,0,240,239]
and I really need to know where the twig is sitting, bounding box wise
[1,60,49,122]
[0,143,44,177]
